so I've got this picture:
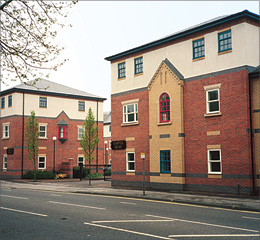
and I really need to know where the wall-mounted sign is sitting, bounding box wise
[7,148,14,155]
[111,140,126,150]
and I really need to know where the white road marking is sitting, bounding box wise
[84,222,174,240]
[242,216,260,220]
[49,201,106,210]
[92,219,175,223]
[146,214,259,233]
[120,202,137,205]
[0,207,47,217]
[168,234,260,238]
[1,194,28,200]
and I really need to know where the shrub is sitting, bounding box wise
[73,167,90,178]
[23,170,55,179]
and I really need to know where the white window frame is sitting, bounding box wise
[206,89,220,114]
[3,155,7,169]
[126,152,135,172]
[39,124,47,139]
[2,123,10,139]
[123,103,138,124]
[207,149,222,174]
[38,156,46,170]
[78,126,84,140]
[78,155,85,166]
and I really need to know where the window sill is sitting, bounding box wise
[121,122,139,127]
[218,49,232,55]
[157,121,172,126]
[193,56,205,62]
[134,72,143,77]
[126,172,135,175]
[39,137,48,140]
[208,173,222,178]
[2,169,7,172]
[118,77,126,81]
[2,137,9,140]
[204,112,222,118]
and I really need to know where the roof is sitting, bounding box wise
[103,111,111,124]
[1,79,106,101]
[105,10,259,62]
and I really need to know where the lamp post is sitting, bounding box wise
[52,136,57,173]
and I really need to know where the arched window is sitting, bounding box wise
[159,93,170,123]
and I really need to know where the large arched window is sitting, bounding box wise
[159,93,170,123]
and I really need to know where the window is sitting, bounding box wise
[1,97,5,109]
[59,126,67,139]
[2,123,10,139]
[39,97,47,108]
[207,89,220,113]
[126,152,135,171]
[8,95,12,107]
[3,155,7,169]
[160,150,171,173]
[218,30,231,53]
[39,124,47,138]
[123,103,138,123]
[159,93,170,123]
[118,62,126,79]
[38,156,46,169]
[78,101,85,111]
[208,149,221,174]
[78,127,84,139]
[134,57,143,75]
[109,125,111,132]
[78,156,84,166]
[193,38,205,59]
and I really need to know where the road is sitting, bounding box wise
[0,187,259,240]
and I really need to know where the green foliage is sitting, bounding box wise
[25,111,40,176]
[23,170,55,179]
[0,0,78,85]
[79,108,99,185]
[86,172,103,178]
[73,167,90,178]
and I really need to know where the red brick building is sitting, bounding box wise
[0,79,106,179]
[105,10,260,195]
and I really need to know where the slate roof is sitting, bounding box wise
[103,111,111,124]
[105,10,259,61]
[1,79,106,101]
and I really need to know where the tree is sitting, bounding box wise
[25,110,40,181]
[80,107,99,186]
[0,0,77,86]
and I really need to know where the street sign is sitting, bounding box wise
[111,140,126,150]
[141,152,145,159]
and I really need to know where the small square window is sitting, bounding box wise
[193,38,205,59]
[118,62,126,79]
[123,103,138,124]
[134,57,143,75]
[208,149,221,174]
[160,150,171,173]
[218,30,232,53]
[1,97,5,109]
[78,156,84,166]
[39,97,47,108]
[38,156,46,169]
[207,89,220,113]
[78,101,85,111]
[126,152,135,171]
[8,95,12,107]
[39,124,47,138]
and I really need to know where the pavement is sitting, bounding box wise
[1,178,259,212]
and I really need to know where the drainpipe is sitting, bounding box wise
[248,74,256,196]
[96,100,99,172]
[21,91,25,178]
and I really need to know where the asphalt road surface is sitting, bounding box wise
[1,187,259,240]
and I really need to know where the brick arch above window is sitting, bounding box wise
[159,93,170,123]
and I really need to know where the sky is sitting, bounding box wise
[1,1,259,111]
